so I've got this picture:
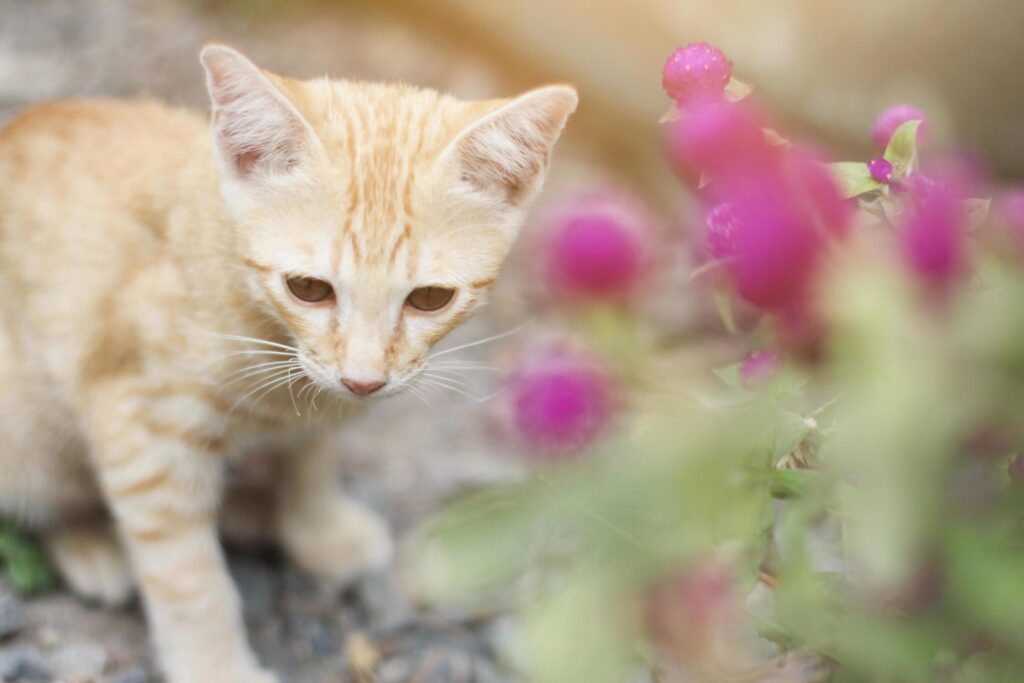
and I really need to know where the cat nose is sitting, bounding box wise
[341,378,387,396]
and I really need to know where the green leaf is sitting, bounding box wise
[769,469,822,499]
[0,522,56,595]
[712,362,743,389]
[829,162,883,199]
[724,77,753,103]
[658,102,682,124]
[416,485,542,601]
[882,120,921,178]
[769,412,812,461]
[714,287,738,334]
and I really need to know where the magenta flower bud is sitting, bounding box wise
[868,158,894,184]
[538,189,656,301]
[872,104,930,150]
[740,350,782,388]
[666,99,776,181]
[504,345,616,458]
[900,179,967,290]
[662,43,733,104]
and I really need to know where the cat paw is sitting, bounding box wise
[44,524,134,606]
[278,497,393,585]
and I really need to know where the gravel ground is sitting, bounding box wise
[0,1,603,680]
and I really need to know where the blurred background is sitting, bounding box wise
[1,1,1023,681]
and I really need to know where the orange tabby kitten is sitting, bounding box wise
[0,44,576,682]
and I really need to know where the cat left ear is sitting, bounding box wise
[443,86,578,206]
[200,44,319,179]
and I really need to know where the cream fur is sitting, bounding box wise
[0,44,575,683]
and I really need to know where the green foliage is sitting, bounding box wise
[883,120,922,178]
[829,162,883,199]
[416,104,1024,683]
[0,522,55,595]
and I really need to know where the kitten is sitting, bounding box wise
[0,44,576,683]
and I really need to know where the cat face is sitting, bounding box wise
[201,45,576,398]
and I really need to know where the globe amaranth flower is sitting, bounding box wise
[872,104,930,150]
[702,152,849,312]
[666,99,776,183]
[538,188,656,301]
[900,175,967,290]
[503,345,616,459]
[662,43,733,104]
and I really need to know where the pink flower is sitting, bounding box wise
[662,43,733,104]
[504,345,616,458]
[868,158,894,184]
[790,147,853,238]
[900,177,967,290]
[872,104,930,150]
[538,188,656,301]
[703,166,830,311]
[666,99,776,183]
[740,350,782,387]
[645,560,738,666]
[704,203,740,260]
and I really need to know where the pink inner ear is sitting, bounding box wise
[205,53,308,178]
[235,150,263,176]
[455,95,571,205]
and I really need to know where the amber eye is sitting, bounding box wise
[285,276,334,303]
[406,286,456,312]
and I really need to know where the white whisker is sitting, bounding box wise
[427,321,532,360]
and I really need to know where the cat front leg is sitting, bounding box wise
[84,384,276,683]
[276,432,393,585]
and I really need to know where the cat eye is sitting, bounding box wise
[285,276,334,303]
[406,286,456,312]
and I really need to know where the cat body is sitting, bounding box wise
[0,46,575,682]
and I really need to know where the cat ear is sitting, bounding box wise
[200,44,319,179]
[443,86,578,205]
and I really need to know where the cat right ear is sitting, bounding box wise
[200,44,319,180]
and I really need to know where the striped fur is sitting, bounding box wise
[0,44,576,683]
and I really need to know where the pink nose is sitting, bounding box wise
[341,379,387,396]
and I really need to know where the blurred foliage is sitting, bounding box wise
[417,106,1024,683]
[0,522,55,596]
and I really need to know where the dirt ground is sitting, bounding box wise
[0,1,631,680]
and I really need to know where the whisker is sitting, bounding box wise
[228,367,298,416]
[421,371,474,388]
[427,321,532,360]
[208,332,299,354]
[247,374,299,418]
[285,367,304,417]
[418,376,479,402]
[220,360,301,386]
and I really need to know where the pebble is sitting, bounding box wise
[0,644,51,681]
[231,558,278,620]
[50,641,109,680]
[0,589,25,640]
[355,570,416,633]
[104,664,150,683]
